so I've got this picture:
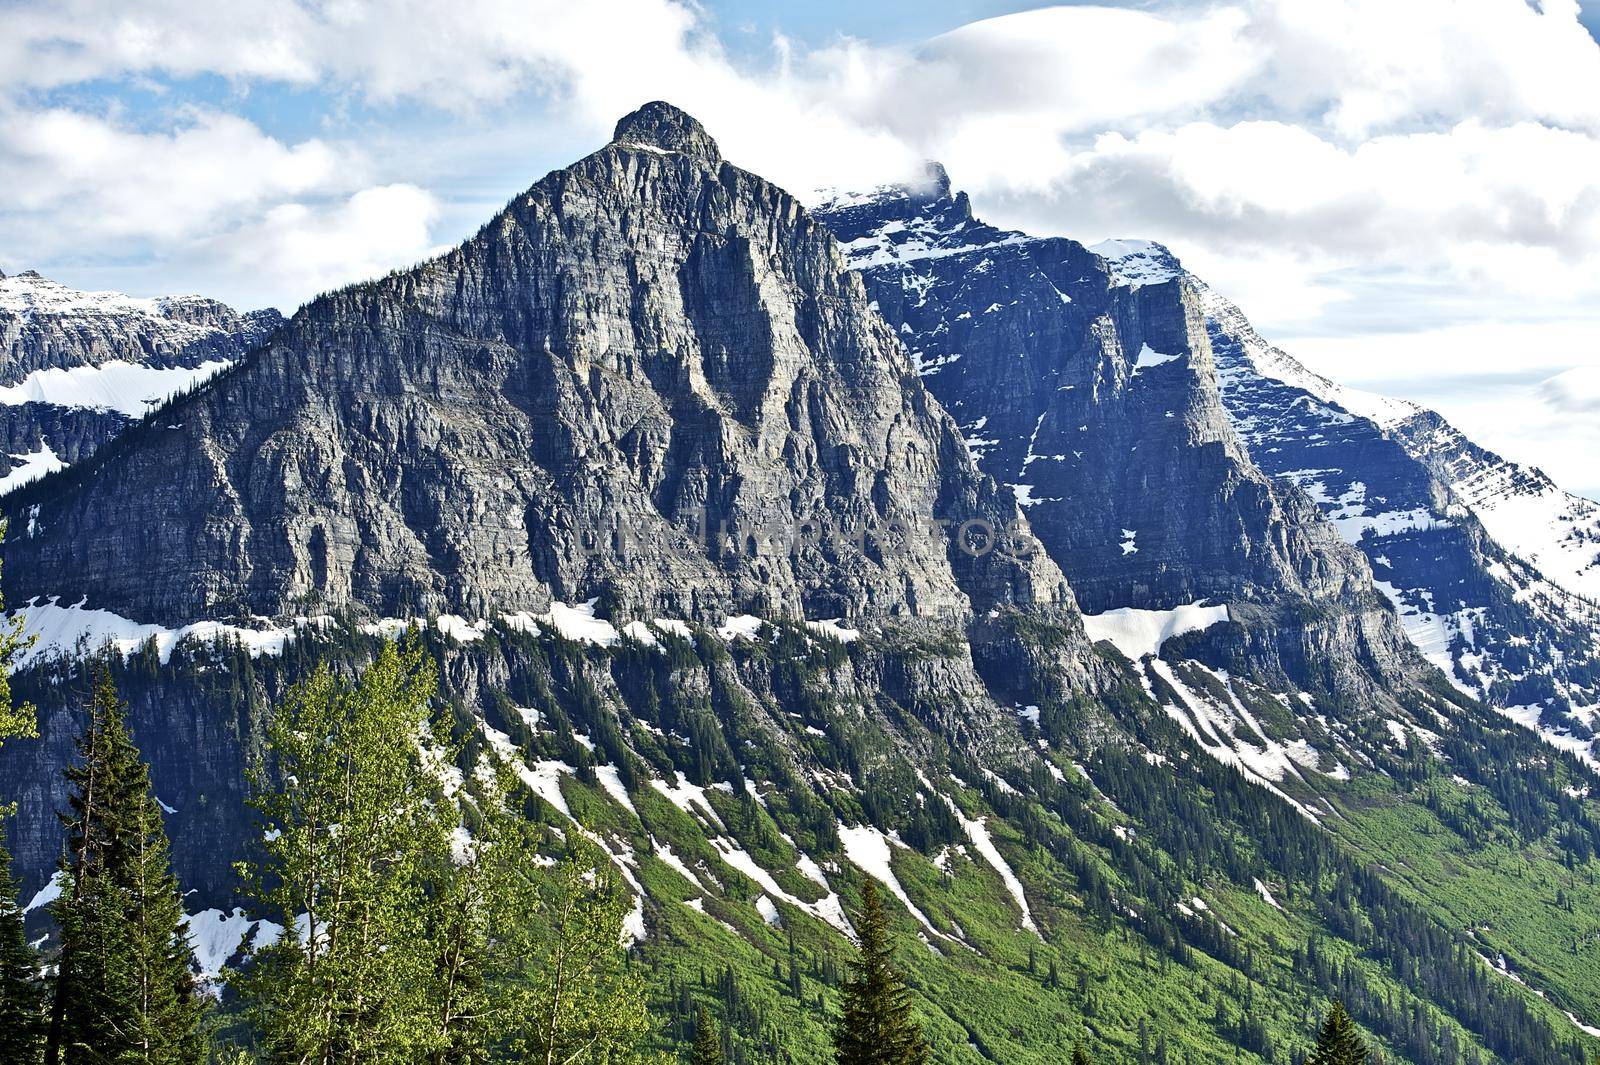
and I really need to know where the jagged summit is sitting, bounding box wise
[610,100,721,161]
[1089,238,1183,287]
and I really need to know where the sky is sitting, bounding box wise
[3,1,1600,498]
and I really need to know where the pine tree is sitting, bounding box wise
[0,821,44,1062]
[0,523,42,1065]
[45,668,204,1064]
[690,1005,724,1065]
[832,882,930,1065]
[1071,1045,1092,1065]
[1308,1001,1368,1065]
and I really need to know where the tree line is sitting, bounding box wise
[0,564,1590,1063]
[0,624,935,1063]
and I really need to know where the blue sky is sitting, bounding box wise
[4,0,1600,497]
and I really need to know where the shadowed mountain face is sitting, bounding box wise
[1183,253,1600,762]
[0,270,281,488]
[0,104,1066,629]
[813,162,1599,761]
[813,170,1421,702]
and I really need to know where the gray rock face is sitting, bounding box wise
[0,270,281,486]
[1,105,1068,630]
[814,173,1419,698]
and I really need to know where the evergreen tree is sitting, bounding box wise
[690,1005,724,1065]
[1071,1045,1092,1065]
[832,882,930,1065]
[45,669,204,1064]
[1308,1001,1368,1065]
[0,821,44,1062]
[0,525,42,1065]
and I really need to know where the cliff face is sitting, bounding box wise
[1,105,1067,629]
[814,172,1418,699]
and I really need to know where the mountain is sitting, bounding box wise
[0,97,1092,914]
[0,269,281,494]
[1093,240,1600,765]
[0,107,1061,631]
[814,171,1600,767]
[2,107,1599,1063]
[812,165,1422,712]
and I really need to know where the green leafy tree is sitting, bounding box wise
[689,1005,723,1065]
[1307,1001,1368,1065]
[0,520,36,751]
[232,641,454,1063]
[832,882,929,1065]
[1070,1044,1091,1065]
[492,833,654,1064]
[45,669,204,1064]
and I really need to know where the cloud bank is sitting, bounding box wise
[3,0,1599,492]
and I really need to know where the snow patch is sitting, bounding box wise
[1081,601,1230,660]
[804,618,861,643]
[0,359,234,418]
[717,615,764,641]
[838,823,945,940]
[0,440,65,495]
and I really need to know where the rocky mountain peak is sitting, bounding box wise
[1,105,1067,629]
[610,100,722,162]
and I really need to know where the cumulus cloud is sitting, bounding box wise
[0,106,354,244]
[4,0,1600,493]
[0,102,442,312]
[205,184,443,310]
[0,0,698,110]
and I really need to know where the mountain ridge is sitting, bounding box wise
[1,102,1067,631]
[0,268,281,494]
[1,104,1599,1064]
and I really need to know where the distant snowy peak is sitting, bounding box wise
[0,269,281,381]
[1396,412,1600,604]
[814,162,1039,270]
[1088,238,1184,288]
[1189,265,1600,604]
[0,270,282,495]
[1194,280,1419,430]
[1,269,179,320]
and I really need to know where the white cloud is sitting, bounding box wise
[5,0,1600,495]
[0,0,698,110]
[0,103,440,312]
[0,106,352,243]
[1540,365,1600,413]
[208,184,443,310]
